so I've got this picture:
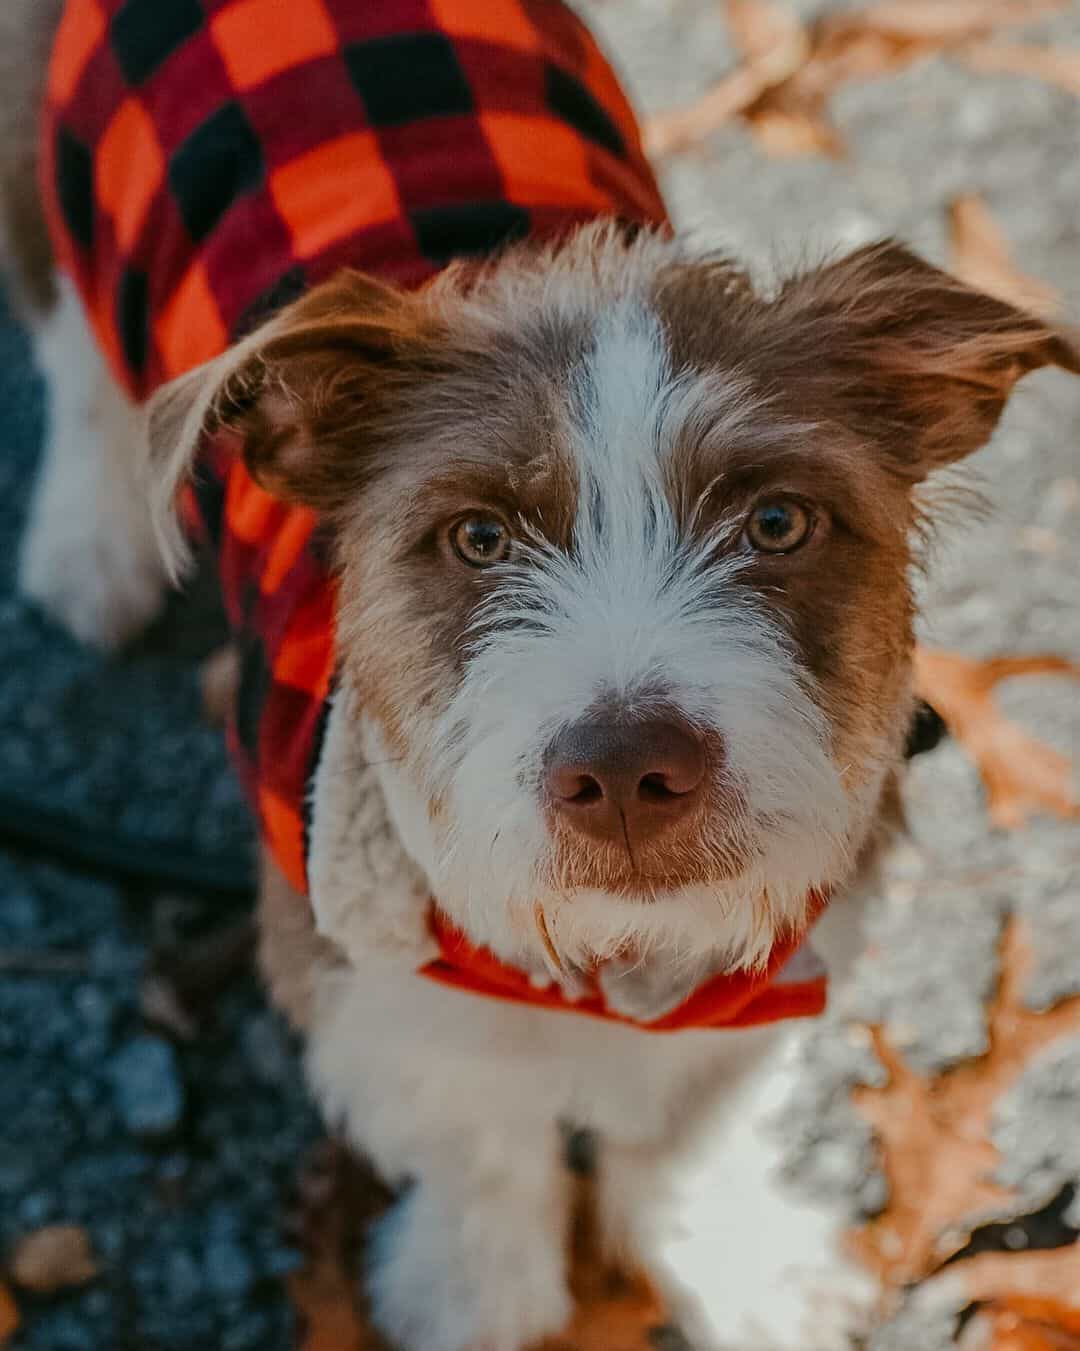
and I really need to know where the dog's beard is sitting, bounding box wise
[395,542,873,975]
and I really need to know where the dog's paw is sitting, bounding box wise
[19,509,166,649]
[369,1186,572,1351]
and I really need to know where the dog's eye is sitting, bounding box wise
[744,499,814,554]
[450,515,513,568]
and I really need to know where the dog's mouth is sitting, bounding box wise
[541,824,756,898]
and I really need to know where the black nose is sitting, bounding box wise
[544,713,707,847]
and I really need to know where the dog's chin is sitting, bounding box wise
[541,833,756,898]
[529,875,813,975]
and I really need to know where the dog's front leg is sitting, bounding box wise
[19,276,166,647]
[308,965,574,1351]
[367,1132,572,1351]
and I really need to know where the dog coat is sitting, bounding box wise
[42,0,828,1030]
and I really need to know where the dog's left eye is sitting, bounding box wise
[744,498,815,554]
[450,514,513,568]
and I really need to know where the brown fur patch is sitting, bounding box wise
[165,228,1076,910]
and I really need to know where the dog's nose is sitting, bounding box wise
[544,714,707,846]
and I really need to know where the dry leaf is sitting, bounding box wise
[645,0,808,156]
[948,195,1060,316]
[142,918,255,1042]
[537,1175,669,1351]
[8,1225,98,1294]
[931,1256,1080,1347]
[723,0,809,67]
[853,1,1064,43]
[287,1142,385,1351]
[913,648,1080,829]
[978,1307,1080,1350]
[290,1252,371,1351]
[849,919,1080,1288]
[0,1283,18,1348]
[963,42,1080,97]
[646,0,1066,158]
[742,89,846,156]
[955,1251,1080,1318]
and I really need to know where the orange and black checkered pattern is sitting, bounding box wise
[42,0,666,400]
[41,0,668,897]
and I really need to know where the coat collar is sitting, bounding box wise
[421,892,830,1032]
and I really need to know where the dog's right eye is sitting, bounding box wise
[449,515,513,568]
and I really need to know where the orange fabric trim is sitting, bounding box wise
[427,0,540,53]
[270,133,401,261]
[420,893,830,1032]
[580,42,647,153]
[47,0,106,105]
[210,0,339,91]
[258,784,307,894]
[155,262,229,379]
[89,285,127,394]
[224,464,283,547]
[260,506,318,594]
[96,97,165,253]
[482,113,608,211]
[271,583,337,697]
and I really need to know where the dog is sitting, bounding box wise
[5,0,1078,1346]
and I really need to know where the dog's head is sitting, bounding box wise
[148,225,1078,972]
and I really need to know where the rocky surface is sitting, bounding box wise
[3,2,1080,1348]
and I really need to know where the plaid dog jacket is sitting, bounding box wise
[42,0,829,1029]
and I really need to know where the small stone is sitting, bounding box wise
[107,1034,184,1138]
[204,1237,256,1299]
[165,1250,202,1306]
[0,1282,19,1343]
[31,1307,99,1351]
[18,1191,54,1227]
[9,1224,98,1293]
[241,1011,295,1088]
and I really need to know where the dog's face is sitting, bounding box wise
[150,225,1078,972]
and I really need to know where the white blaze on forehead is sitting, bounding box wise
[417,299,855,966]
[570,303,673,495]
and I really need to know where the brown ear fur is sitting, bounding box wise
[143,270,437,574]
[764,241,1080,478]
[209,271,440,507]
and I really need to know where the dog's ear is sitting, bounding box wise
[144,270,436,575]
[766,241,1080,480]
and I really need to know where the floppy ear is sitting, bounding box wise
[766,241,1080,480]
[143,270,435,576]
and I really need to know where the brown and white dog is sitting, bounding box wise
[5,0,1078,1346]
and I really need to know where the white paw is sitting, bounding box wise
[19,508,166,649]
[370,1186,572,1351]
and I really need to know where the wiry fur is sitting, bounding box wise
[6,9,1079,1341]
[423,307,852,972]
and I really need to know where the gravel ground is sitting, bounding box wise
[4,3,1080,1348]
[0,853,318,1350]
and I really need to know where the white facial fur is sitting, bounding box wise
[367,301,879,976]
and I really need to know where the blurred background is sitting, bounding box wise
[1,2,1078,1348]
